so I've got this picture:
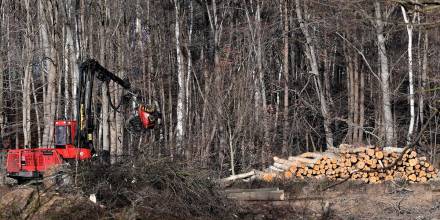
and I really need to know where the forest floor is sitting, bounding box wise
[230,179,440,219]
[2,179,440,219]
[0,186,9,197]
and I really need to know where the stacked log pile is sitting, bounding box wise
[223,145,439,184]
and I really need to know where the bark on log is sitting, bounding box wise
[226,190,285,201]
[273,162,291,171]
[274,157,301,167]
[269,165,284,172]
[223,187,279,194]
[287,156,321,165]
[327,146,371,154]
[383,147,405,153]
[220,170,256,182]
[274,156,315,168]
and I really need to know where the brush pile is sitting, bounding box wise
[76,157,232,219]
[223,145,438,184]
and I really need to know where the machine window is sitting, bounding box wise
[54,126,71,146]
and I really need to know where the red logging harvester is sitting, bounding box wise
[5,59,160,183]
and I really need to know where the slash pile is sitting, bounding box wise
[258,145,438,184]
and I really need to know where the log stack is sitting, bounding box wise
[222,145,438,184]
[263,145,438,184]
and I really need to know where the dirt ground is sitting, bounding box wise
[0,186,9,197]
[2,180,440,219]
[320,182,440,219]
[236,179,440,219]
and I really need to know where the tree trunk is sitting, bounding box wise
[40,0,57,147]
[358,67,365,143]
[281,0,289,155]
[420,32,428,126]
[100,0,110,161]
[168,68,174,158]
[71,0,81,121]
[22,0,32,146]
[185,0,194,160]
[159,67,168,156]
[345,48,354,143]
[246,1,270,163]
[401,6,416,144]
[63,45,70,117]
[65,0,78,119]
[31,75,42,146]
[323,49,333,106]
[206,0,227,170]
[353,57,360,143]
[256,1,270,163]
[22,63,32,146]
[115,3,125,161]
[201,50,212,165]
[174,0,185,156]
[146,0,154,103]
[0,0,4,146]
[374,1,394,147]
[295,0,334,148]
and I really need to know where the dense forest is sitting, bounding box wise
[0,0,439,177]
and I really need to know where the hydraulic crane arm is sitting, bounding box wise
[75,58,158,151]
[81,59,131,90]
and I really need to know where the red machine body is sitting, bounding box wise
[6,120,91,180]
[4,59,159,182]
[138,106,156,129]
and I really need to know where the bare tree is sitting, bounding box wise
[185,0,194,159]
[401,5,417,144]
[374,1,394,147]
[0,0,3,144]
[281,0,290,154]
[175,0,186,155]
[420,31,428,126]
[295,0,334,148]
[205,0,228,170]
[245,0,270,162]
[100,0,110,161]
[64,0,79,119]
[39,0,58,146]
[22,0,33,146]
